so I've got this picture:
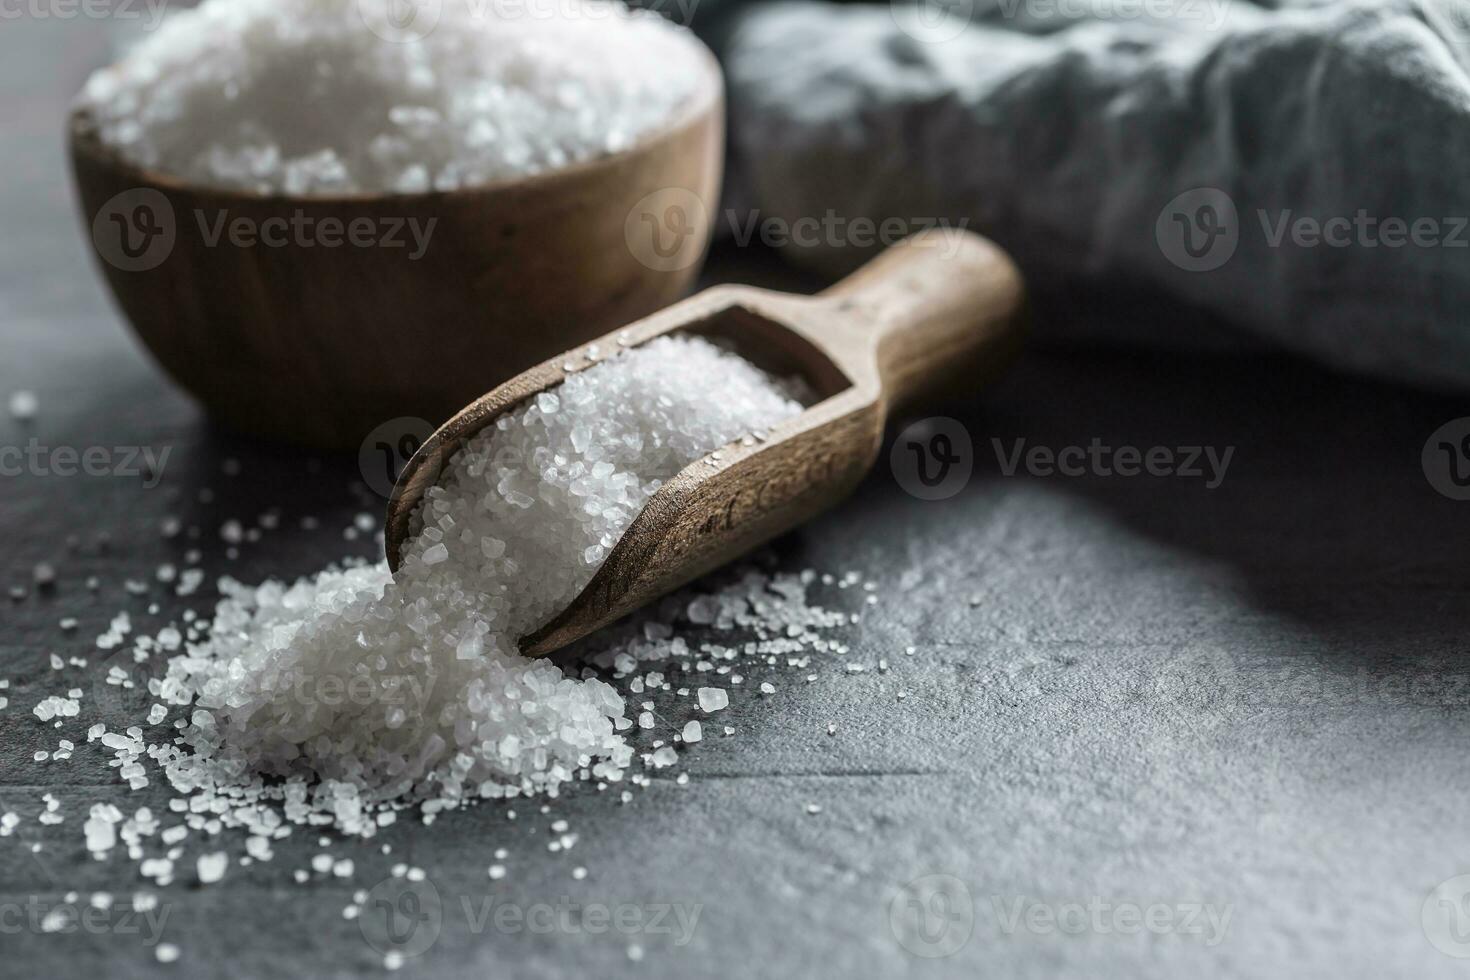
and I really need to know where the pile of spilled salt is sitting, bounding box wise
[75,0,706,195]
[135,335,805,830]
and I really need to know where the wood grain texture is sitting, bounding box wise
[67,44,725,449]
[384,229,1027,655]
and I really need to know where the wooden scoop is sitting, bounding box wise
[385,229,1025,655]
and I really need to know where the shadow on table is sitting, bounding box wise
[903,341,1470,657]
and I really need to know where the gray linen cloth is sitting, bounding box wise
[711,0,1470,389]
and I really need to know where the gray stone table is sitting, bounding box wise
[3,12,1470,980]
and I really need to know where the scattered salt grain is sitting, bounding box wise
[8,390,37,420]
[120,337,801,829]
[197,852,228,884]
[697,687,729,713]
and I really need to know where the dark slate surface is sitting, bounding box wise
[5,13,1470,980]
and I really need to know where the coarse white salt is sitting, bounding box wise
[76,0,707,195]
[8,390,37,420]
[196,852,228,884]
[133,335,803,829]
[697,687,729,712]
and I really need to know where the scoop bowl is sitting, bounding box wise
[385,229,1027,656]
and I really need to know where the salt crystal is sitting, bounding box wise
[697,687,729,713]
[119,337,803,828]
[77,0,708,196]
[197,852,228,884]
[8,390,37,420]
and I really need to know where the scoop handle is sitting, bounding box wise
[818,228,1026,410]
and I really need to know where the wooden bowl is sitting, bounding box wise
[68,46,724,449]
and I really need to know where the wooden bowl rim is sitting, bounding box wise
[68,34,723,206]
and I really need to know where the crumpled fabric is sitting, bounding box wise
[715,0,1470,389]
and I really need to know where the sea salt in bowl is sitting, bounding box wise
[69,0,722,448]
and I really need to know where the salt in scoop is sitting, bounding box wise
[386,229,1025,655]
